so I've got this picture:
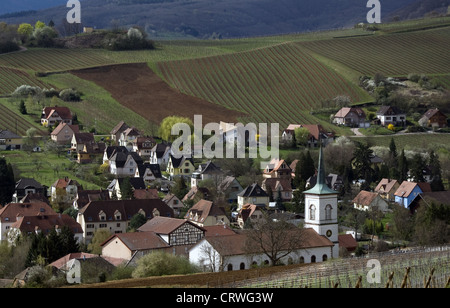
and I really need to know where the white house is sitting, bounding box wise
[109,152,143,177]
[376,106,406,127]
[189,228,334,272]
[149,144,171,166]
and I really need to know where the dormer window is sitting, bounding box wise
[99,211,106,221]
[114,210,122,221]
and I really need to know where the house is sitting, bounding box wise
[219,121,256,146]
[282,124,334,147]
[77,141,106,164]
[166,154,196,179]
[263,159,292,179]
[184,199,230,227]
[100,232,170,262]
[191,161,224,187]
[132,137,156,160]
[419,108,448,128]
[376,106,406,127]
[306,173,343,192]
[352,190,389,212]
[262,178,293,202]
[182,186,211,204]
[333,107,368,127]
[189,228,334,272]
[51,177,82,204]
[73,189,110,210]
[162,193,183,217]
[8,214,83,244]
[12,178,45,203]
[0,202,56,241]
[338,234,358,254]
[71,133,95,153]
[110,121,130,144]
[109,152,143,177]
[41,106,72,127]
[374,178,400,202]
[237,203,265,229]
[410,191,450,213]
[0,129,22,150]
[107,177,146,200]
[149,143,171,166]
[138,216,206,246]
[51,123,79,144]
[237,183,270,210]
[394,181,432,209]
[103,145,129,165]
[119,127,141,151]
[217,176,243,204]
[135,163,162,182]
[77,199,174,243]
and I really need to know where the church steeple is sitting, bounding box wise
[304,145,336,195]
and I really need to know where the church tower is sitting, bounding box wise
[303,146,339,258]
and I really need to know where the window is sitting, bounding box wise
[309,205,316,220]
[325,204,332,220]
[240,263,245,270]
[311,255,316,263]
[227,264,233,271]
[99,224,107,228]
[322,254,328,262]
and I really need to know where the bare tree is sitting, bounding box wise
[244,213,306,266]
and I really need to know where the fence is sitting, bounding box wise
[218,245,450,288]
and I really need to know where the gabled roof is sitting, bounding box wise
[79,199,174,223]
[394,181,428,198]
[238,183,268,198]
[0,129,21,139]
[196,161,223,175]
[185,199,226,223]
[73,132,95,144]
[50,252,125,269]
[169,154,194,169]
[138,216,205,235]
[137,163,162,179]
[104,146,129,160]
[11,214,83,235]
[0,202,56,223]
[42,106,72,120]
[422,108,447,120]
[263,178,292,192]
[101,232,170,251]
[51,123,79,136]
[52,177,82,190]
[133,189,159,200]
[334,107,365,119]
[15,178,43,190]
[374,178,398,193]
[352,190,379,206]
[110,121,130,135]
[151,143,171,158]
[200,228,333,257]
[377,106,405,116]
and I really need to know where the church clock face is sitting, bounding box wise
[326,230,332,238]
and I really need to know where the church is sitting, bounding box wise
[189,146,340,271]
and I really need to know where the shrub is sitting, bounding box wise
[59,89,81,102]
[132,251,199,278]
[12,85,42,97]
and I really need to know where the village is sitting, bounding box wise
[0,100,449,287]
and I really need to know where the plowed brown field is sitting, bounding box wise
[71,63,246,125]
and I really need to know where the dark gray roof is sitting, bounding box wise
[0,130,21,139]
[15,178,43,190]
[238,183,268,198]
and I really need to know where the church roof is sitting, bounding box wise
[303,146,337,195]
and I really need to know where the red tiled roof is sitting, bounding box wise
[0,202,56,223]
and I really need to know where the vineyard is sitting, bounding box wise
[222,246,450,288]
[300,27,450,77]
[0,102,46,136]
[0,67,50,95]
[157,42,371,129]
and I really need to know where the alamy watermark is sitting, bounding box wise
[367,0,381,24]
[171,115,279,169]
[66,0,81,24]
[366,259,381,284]
[66,259,81,284]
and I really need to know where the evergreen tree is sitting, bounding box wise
[410,153,426,182]
[353,142,375,185]
[398,149,409,183]
[120,177,134,200]
[59,225,79,256]
[19,100,27,115]
[429,150,444,191]
[0,157,15,205]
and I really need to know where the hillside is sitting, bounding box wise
[1,0,417,39]
[0,17,449,136]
